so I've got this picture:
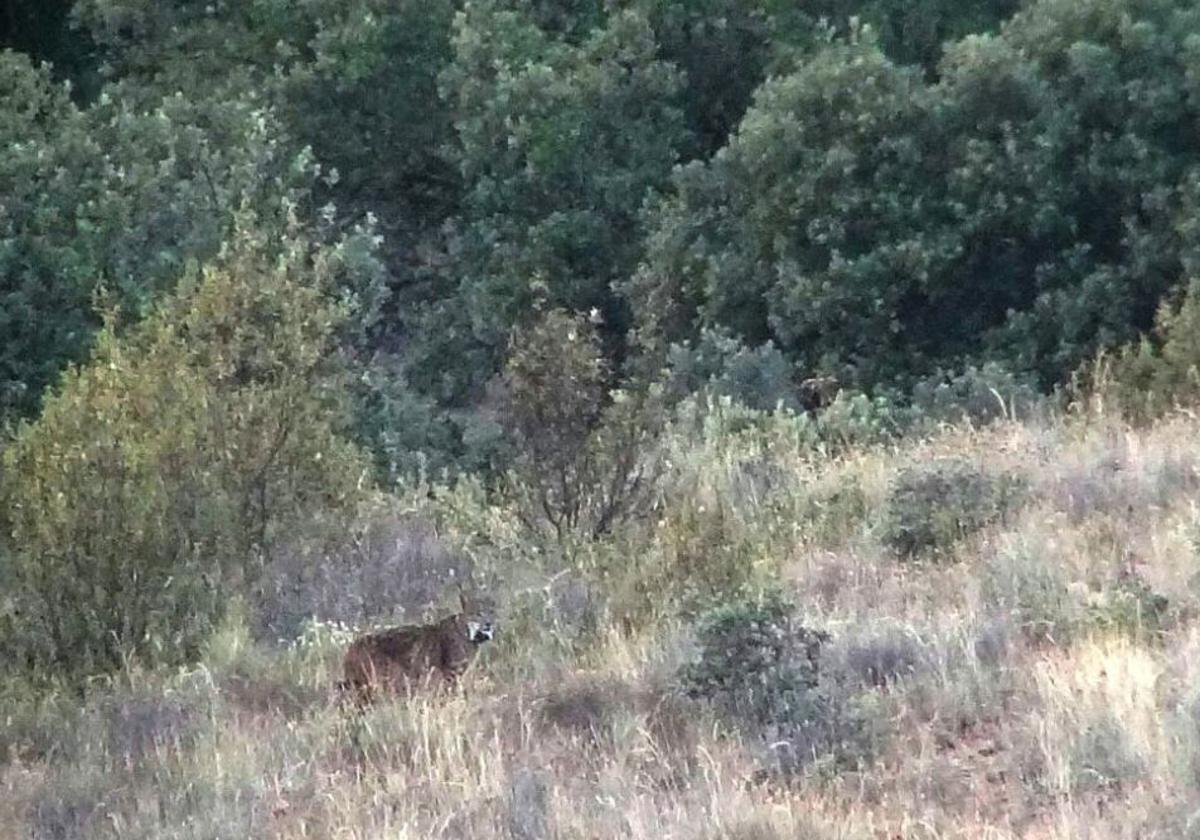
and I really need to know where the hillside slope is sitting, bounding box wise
[4,403,1200,839]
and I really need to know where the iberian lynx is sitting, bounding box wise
[340,590,496,703]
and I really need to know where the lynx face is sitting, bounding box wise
[460,592,497,645]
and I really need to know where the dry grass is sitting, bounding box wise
[6,405,1200,838]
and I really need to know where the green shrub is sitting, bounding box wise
[0,218,371,678]
[811,391,904,452]
[680,591,825,720]
[882,459,1024,561]
[1109,278,1200,420]
[664,329,799,412]
[679,591,880,773]
[908,363,1045,428]
[500,309,663,543]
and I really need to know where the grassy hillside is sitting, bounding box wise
[4,398,1200,839]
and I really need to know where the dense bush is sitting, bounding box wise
[499,309,663,542]
[0,52,308,420]
[680,591,881,773]
[908,363,1046,427]
[664,330,799,412]
[0,218,371,677]
[1109,277,1200,419]
[680,592,826,714]
[882,460,1025,561]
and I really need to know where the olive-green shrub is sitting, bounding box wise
[0,218,370,678]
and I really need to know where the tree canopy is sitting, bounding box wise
[2,0,1199,470]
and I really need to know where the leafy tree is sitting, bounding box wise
[0,216,371,677]
[72,0,467,424]
[640,0,1017,157]
[631,41,942,386]
[639,0,815,158]
[73,0,308,98]
[0,53,96,416]
[808,0,1020,72]
[419,2,686,404]
[38,0,1200,469]
[982,0,1200,381]
[0,53,309,418]
[280,0,460,228]
[75,0,463,226]
[634,0,1200,392]
[0,0,99,94]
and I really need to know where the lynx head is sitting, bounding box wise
[458,587,497,645]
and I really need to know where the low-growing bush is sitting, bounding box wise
[680,591,826,717]
[665,329,799,412]
[908,363,1045,428]
[679,591,882,774]
[536,672,637,747]
[882,459,1025,561]
[837,625,930,688]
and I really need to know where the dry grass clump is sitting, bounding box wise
[11,404,1200,836]
[256,501,474,641]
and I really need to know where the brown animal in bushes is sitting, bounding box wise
[339,589,496,703]
[798,375,841,414]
